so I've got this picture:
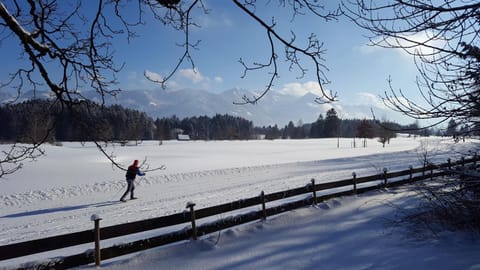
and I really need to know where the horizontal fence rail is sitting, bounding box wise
[2,155,478,269]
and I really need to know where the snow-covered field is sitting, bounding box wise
[1,136,479,269]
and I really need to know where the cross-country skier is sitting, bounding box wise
[120,159,145,202]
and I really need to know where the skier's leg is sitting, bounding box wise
[120,180,132,201]
[130,180,136,199]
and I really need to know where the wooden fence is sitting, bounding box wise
[1,155,477,269]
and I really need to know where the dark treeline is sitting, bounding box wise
[0,99,155,143]
[154,114,254,140]
[0,100,427,144]
[257,108,427,143]
[0,100,255,142]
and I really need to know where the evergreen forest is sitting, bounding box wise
[0,100,429,144]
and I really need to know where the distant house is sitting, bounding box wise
[254,134,266,140]
[177,134,190,141]
[170,128,190,140]
[170,128,184,139]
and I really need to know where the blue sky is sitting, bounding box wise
[0,1,424,124]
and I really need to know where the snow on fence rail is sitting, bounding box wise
[1,156,478,269]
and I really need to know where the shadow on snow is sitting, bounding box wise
[1,201,119,218]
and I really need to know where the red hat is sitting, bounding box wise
[133,160,139,166]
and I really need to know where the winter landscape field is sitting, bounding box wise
[1,136,480,269]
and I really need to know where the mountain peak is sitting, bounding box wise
[0,88,328,126]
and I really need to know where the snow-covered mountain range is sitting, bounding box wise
[0,88,397,127]
[88,88,333,127]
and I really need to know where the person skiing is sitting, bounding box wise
[120,159,145,202]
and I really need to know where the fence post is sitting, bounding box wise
[352,172,357,193]
[186,202,197,240]
[383,168,388,187]
[91,214,102,267]
[310,179,318,205]
[409,165,413,183]
[260,191,267,221]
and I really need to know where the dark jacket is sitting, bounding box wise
[126,165,145,180]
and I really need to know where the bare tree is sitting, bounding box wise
[342,0,480,134]
[0,0,339,177]
[342,1,480,235]
[356,118,374,147]
[143,0,340,104]
[376,120,396,148]
[230,0,339,104]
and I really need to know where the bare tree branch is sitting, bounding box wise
[232,0,338,104]
[342,0,480,134]
[0,0,170,175]
[144,0,206,87]
[0,0,338,176]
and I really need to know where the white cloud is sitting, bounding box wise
[178,68,205,84]
[337,92,415,123]
[214,76,223,83]
[165,80,180,90]
[278,81,324,97]
[125,68,222,91]
[357,31,445,60]
[144,70,163,82]
[355,92,387,109]
[356,43,382,55]
[392,32,444,56]
[172,68,223,90]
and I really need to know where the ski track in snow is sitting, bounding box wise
[0,138,477,246]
